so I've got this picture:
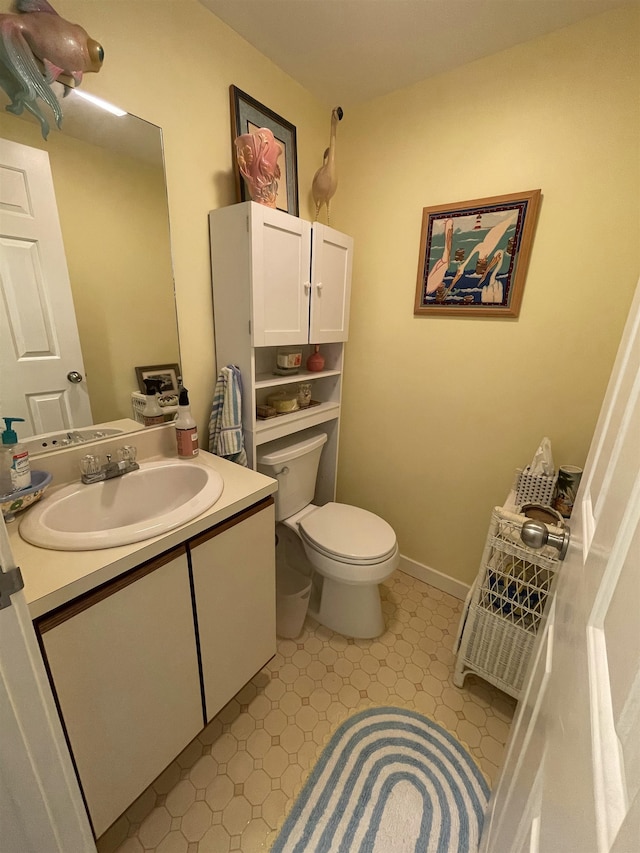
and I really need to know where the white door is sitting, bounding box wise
[481,277,640,852]
[309,222,353,343]
[250,204,312,346]
[0,138,92,435]
[0,518,95,852]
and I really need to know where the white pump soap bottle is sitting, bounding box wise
[1,417,31,492]
[175,388,199,457]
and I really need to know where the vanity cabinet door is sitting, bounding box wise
[190,498,276,722]
[37,547,203,839]
[309,222,353,343]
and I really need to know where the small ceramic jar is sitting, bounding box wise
[306,344,325,372]
[297,383,312,408]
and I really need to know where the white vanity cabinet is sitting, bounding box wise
[37,547,203,839]
[34,496,276,840]
[190,500,276,722]
[209,202,353,500]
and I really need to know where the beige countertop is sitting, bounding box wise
[7,426,277,620]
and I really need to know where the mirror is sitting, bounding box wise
[0,87,180,448]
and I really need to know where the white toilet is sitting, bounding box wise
[257,433,399,638]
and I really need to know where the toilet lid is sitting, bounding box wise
[298,502,397,563]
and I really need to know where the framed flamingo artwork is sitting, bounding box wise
[230,85,299,216]
[414,189,541,318]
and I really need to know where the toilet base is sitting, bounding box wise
[309,576,385,639]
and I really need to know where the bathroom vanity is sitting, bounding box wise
[8,426,277,839]
[209,201,353,506]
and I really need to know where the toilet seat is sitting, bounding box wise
[298,502,397,565]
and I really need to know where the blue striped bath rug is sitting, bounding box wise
[271,706,489,853]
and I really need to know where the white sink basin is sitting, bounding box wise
[20,460,224,551]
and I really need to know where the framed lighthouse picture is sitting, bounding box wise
[414,189,541,318]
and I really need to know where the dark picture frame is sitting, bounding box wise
[230,85,299,216]
[414,190,542,318]
[135,364,180,394]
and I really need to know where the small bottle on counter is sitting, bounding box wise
[0,441,13,496]
[1,417,31,491]
[175,387,199,457]
[142,379,165,426]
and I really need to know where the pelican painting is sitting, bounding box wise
[480,251,505,303]
[426,218,454,294]
[414,189,541,318]
[447,210,518,294]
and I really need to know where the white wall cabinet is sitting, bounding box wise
[209,202,354,502]
[36,497,276,840]
[209,201,352,348]
[37,548,202,839]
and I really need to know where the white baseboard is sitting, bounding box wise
[398,554,470,601]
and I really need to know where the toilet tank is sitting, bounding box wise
[257,433,328,521]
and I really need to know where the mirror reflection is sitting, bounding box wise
[0,87,180,446]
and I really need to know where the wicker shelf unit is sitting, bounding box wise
[453,506,562,700]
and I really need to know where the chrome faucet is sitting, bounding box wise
[80,445,139,484]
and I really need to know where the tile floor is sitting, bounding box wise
[97,571,516,853]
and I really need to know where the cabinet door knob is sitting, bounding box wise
[303,281,311,293]
[316,281,323,292]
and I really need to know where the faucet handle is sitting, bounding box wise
[80,454,101,476]
[118,445,137,464]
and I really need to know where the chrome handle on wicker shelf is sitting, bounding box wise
[521,520,571,561]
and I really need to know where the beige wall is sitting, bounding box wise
[335,5,640,583]
[51,0,329,436]
[3,2,638,585]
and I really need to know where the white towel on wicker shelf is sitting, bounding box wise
[208,365,248,467]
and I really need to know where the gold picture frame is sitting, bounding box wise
[414,190,541,318]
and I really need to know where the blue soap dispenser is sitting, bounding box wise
[1,417,31,492]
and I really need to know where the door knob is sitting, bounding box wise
[520,519,571,561]
[67,371,83,383]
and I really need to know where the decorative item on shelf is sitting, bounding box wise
[256,404,277,420]
[297,382,312,408]
[521,504,564,527]
[0,0,104,140]
[274,347,302,376]
[306,344,325,372]
[552,465,583,518]
[312,106,343,225]
[230,85,299,215]
[135,364,180,394]
[234,127,283,209]
[266,390,299,414]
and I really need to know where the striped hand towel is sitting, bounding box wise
[208,365,248,466]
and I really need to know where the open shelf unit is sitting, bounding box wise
[209,203,353,505]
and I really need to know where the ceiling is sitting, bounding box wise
[199,0,626,107]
